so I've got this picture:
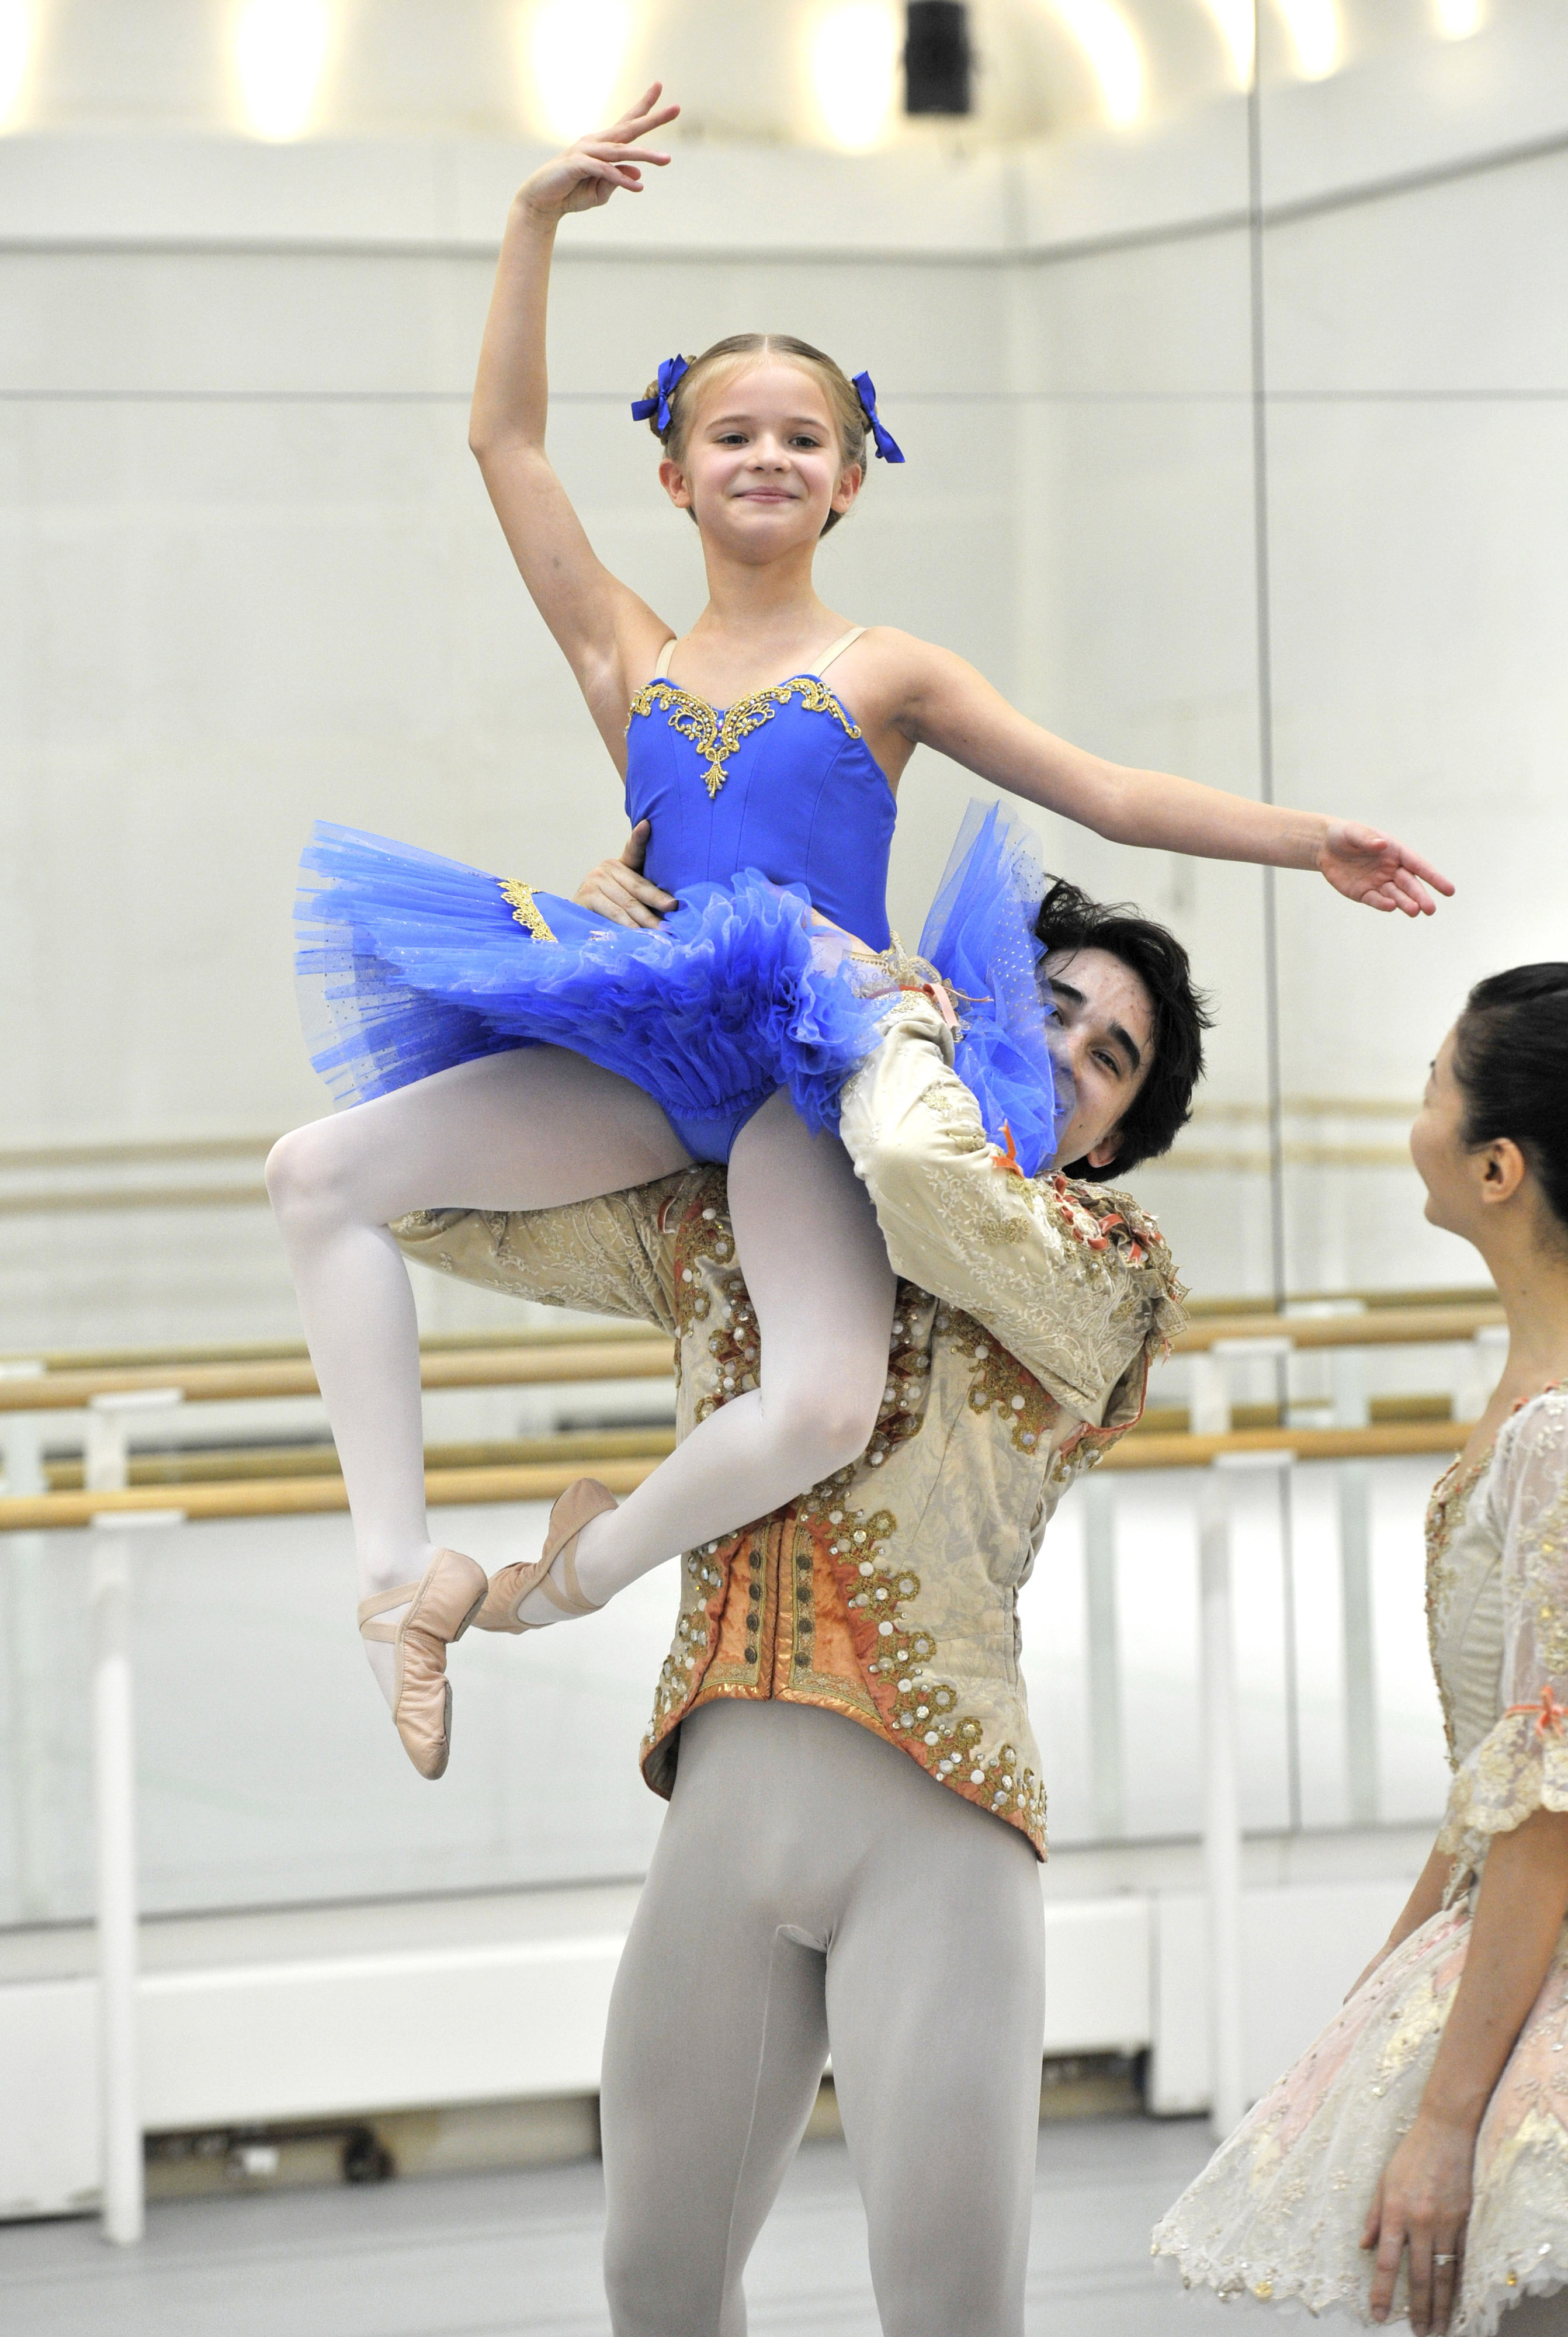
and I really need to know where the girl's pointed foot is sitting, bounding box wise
[358,1546,488,1779]
[476,1478,619,1634]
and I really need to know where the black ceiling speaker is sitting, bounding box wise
[904,1,972,117]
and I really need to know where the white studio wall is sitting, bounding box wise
[2,0,1565,1344]
[2,5,1563,2225]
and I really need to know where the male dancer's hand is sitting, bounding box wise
[518,84,679,221]
[1316,821,1454,917]
[575,822,677,929]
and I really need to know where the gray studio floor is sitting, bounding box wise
[0,2117,1251,2337]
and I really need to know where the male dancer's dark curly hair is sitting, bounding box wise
[1033,878,1212,1183]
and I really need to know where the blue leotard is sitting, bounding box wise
[627,640,895,953]
[294,633,1067,1173]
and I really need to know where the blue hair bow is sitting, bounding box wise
[630,353,690,434]
[852,370,905,464]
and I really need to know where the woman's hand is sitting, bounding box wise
[575,822,676,929]
[518,85,679,223]
[1361,2111,1475,2334]
[1317,822,1455,917]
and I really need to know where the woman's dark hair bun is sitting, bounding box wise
[1452,963,1568,1236]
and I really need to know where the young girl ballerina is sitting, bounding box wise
[269,84,1451,1781]
[1154,966,1568,2337]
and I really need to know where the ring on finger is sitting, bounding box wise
[1433,2252,1457,2266]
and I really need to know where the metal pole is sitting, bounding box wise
[91,1521,143,2245]
[1083,1473,1124,1839]
[1199,1461,1246,2140]
[2,1403,55,1921]
[1188,1352,1231,1437]
[1332,1348,1378,1823]
[1200,1448,1294,2139]
[83,1384,183,2249]
[90,1506,183,2246]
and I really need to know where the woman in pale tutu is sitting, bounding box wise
[1154,965,1568,2336]
[267,82,1451,1784]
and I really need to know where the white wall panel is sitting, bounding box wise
[1149,1878,1414,2117]
[1264,150,1568,394]
[1265,398,1568,1095]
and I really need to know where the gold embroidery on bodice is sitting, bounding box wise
[627,675,862,800]
[497,877,557,943]
[1425,1450,1491,1762]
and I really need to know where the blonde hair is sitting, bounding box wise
[641,334,868,535]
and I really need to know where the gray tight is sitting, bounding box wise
[599,1700,1046,2337]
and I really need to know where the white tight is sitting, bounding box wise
[266,1048,896,1624]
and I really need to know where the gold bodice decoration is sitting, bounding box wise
[627,675,862,800]
[497,878,557,943]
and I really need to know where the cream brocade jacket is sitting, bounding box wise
[394,996,1187,1860]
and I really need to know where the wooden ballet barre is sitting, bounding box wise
[40,1425,679,1492]
[0,1334,677,1414]
[1170,1300,1502,1354]
[0,1320,672,1375]
[0,1417,1472,1534]
[0,1285,1495,1381]
[1099,1417,1469,1472]
[0,1301,1501,1415]
[0,1457,658,1531]
[34,1396,1461,1491]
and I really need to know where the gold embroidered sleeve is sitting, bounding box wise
[390,1178,689,1334]
[1438,1390,1568,1879]
[838,996,1188,1422]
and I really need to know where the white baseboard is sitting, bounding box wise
[0,1868,1417,2218]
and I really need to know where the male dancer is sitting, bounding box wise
[395,871,1208,2337]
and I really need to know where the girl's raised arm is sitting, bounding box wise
[884,636,1453,916]
[470,86,679,754]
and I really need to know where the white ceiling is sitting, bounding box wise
[0,0,1520,149]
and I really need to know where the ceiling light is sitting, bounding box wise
[1274,0,1339,79]
[1434,0,1484,34]
[1202,0,1255,86]
[0,0,30,128]
[814,2,900,147]
[1052,0,1144,126]
[235,0,329,140]
[530,0,632,143]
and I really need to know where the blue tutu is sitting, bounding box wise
[917,800,1070,1181]
[295,801,1070,1173]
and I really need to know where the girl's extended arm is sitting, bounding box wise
[470,87,679,755]
[886,637,1452,916]
[1361,1808,1568,2333]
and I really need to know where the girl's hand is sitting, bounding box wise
[1318,821,1455,917]
[518,84,679,223]
[574,822,677,929]
[1361,2113,1474,2334]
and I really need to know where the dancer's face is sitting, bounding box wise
[1042,946,1155,1172]
[660,363,862,554]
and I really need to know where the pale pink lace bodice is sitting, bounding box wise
[1429,1386,1568,1893]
